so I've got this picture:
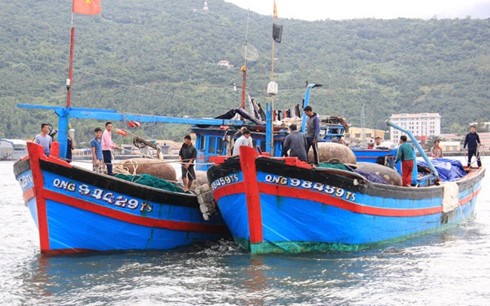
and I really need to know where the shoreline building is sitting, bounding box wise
[389,113,441,143]
[345,127,385,146]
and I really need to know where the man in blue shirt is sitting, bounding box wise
[90,127,104,173]
[463,126,481,168]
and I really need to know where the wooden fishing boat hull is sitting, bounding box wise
[14,143,229,255]
[208,147,485,254]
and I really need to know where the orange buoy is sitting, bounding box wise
[116,128,128,136]
[127,121,141,128]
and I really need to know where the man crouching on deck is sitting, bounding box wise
[179,135,197,192]
[395,135,416,187]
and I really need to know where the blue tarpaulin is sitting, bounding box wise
[418,158,467,182]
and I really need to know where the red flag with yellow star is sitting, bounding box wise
[73,0,101,15]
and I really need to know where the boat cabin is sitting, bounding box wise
[191,125,288,169]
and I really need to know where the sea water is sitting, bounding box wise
[1,159,490,305]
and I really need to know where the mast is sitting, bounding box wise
[66,12,75,108]
[267,0,280,154]
[58,4,79,159]
[240,8,251,109]
[58,0,101,159]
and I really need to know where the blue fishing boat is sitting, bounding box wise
[14,146,229,255]
[12,108,243,254]
[13,93,272,254]
[207,87,486,254]
[208,149,485,254]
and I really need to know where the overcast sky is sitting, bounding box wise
[224,0,490,20]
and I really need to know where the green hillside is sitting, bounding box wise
[1,0,489,142]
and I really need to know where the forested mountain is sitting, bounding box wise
[1,0,489,143]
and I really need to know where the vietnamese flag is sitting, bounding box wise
[73,0,101,15]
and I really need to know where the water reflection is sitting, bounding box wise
[243,257,267,306]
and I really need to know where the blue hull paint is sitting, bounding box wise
[16,168,40,227]
[215,185,476,247]
[215,193,250,242]
[45,200,222,251]
[257,193,476,245]
[41,170,210,223]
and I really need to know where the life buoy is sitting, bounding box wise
[116,128,128,136]
[127,121,141,128]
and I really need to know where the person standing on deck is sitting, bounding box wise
[232,128,253,156]
[395,135,416,187]
[304,106,320,164]
[66,133,74,163]
[463,126,482,167]
[34,123,52,156]
[101,122,119,175]
[179,135,197,192]
[282,124,308,162]
[90,127,104,173]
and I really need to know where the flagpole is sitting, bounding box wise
[241,8,251,110]
[268,0,278,155]
[270,36,275,154]
[66,6,76,108]
[59,1,77,159]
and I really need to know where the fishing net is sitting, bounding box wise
[317,162,352,171]
[114,173,184,193]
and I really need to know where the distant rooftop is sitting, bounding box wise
[390,113,441,118]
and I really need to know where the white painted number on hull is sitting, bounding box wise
[53,178,152,212]
[265,175,356,202]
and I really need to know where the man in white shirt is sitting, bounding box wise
[232,128,253,156]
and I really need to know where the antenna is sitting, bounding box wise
[240,7,259,109]
[361,103,366,147]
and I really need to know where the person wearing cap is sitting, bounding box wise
[33,123,52,156]
[179,135,197,192]
[232,128,253,156]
